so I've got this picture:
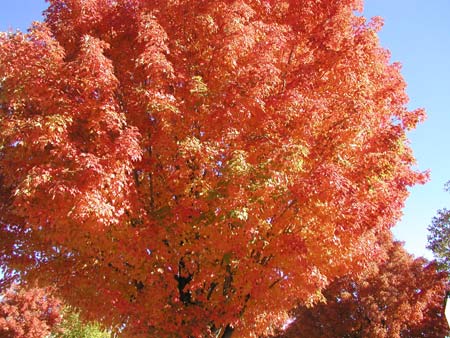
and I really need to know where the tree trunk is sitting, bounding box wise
[221,324,234,338]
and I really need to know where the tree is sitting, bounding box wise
[0,0,426,336]
[275,241,449,338]
[427,181,450,272]
[0,284,62,338]
[0,284,110,338]
[51,309,111,338]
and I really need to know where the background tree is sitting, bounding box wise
[0,0,426,336]
[0,284,62,338]
[428,181,450,272]
[51,309,112,338]
[275,240,449,338]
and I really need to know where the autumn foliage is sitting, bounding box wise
[275,241,449,338]
[0,0,427,336]
[0,285,62,338]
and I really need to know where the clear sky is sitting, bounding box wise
[363,0,450,259]
[1,1,449,259]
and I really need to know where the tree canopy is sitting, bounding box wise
[428,181,450,272]
[0,285,62,338]
[0,0,427,336]
[275,240,449,338]
[51,309,112,338]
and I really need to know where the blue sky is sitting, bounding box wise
[0,1,47,31]
[1,1,449,259]
[364,0,450,258]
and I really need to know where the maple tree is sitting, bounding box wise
[0,0,426,336]
[0,284,62,338]
[0,285,109,338]
[275,240,449,338]
[427,181,450,272]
